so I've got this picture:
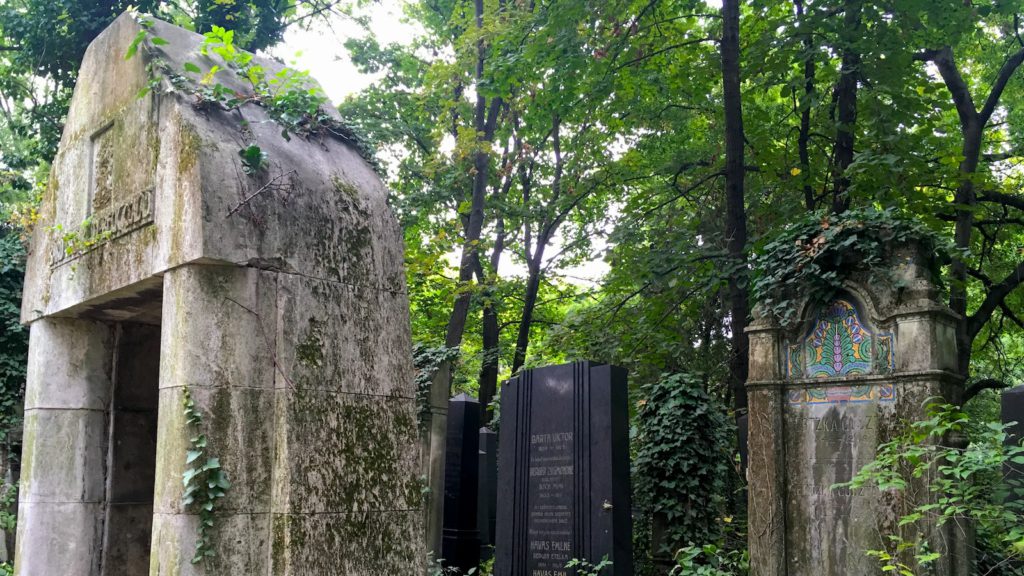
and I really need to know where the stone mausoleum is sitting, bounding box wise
[746,244,971,576]
[15,13,423,575]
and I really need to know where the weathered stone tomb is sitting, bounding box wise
[746,245,969,576]
[16,13,423,575]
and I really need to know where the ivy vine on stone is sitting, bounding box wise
[124,11,381,175]
[751,207,953,327]
[181,386,231,564]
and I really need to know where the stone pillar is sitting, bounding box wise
[745,316,787,576]
[442,394,481,571]
[746,247,967,576]
[478,426,497,561]
[14,319,113,576]
[149,265,277,574]
[424,363,450,559]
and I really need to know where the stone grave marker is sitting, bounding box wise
[15,13,422,575]
[442,394,481,571]
[494,361,632,576]
[746,245,969,576]
[479,426,498,561]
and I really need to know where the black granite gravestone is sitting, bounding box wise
[479,427,498,561]
[495,361,632,576]
[442,394,481,571]
[1004,386,1024,507]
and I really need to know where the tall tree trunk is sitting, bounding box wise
[476,219,505,417]
[721,0,749,415]
[917,45,1024,380]
[795,0,816,211]
[511,254,544,375]
[510,117,562,375]
[442,0,503,359]
[830,0,862,214]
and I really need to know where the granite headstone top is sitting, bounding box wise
[494,361,632,576]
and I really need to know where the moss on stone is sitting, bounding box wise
[295,318,325,368]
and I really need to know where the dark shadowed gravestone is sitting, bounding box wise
[495,361,632,576]
[1004,386,1024,507]
[479,427,498,561]
[443,394,481,571]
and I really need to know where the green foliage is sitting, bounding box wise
[566,556,612,576]
[412,343,460,429]
[633,373,736,566]
[238,144,268,175]
[671,545,749,576]
[181,386,232,564]
[837,402,1024,573]
[47,218,114,259]
[751,207,951,326]
[0,228,26,445]
[127,17,378,174]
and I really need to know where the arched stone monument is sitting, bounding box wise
[746,244,970,576]
[15,13,423,575]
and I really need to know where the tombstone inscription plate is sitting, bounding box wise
[495,361,632,576]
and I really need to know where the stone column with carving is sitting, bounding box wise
[746,244,968,576]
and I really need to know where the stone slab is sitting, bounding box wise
[495,361,632,576]
[23,318,113,411]
[13,502,104,576]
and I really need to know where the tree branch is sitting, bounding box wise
[963,378,1010,403]
[978,189,1024,211]
[967,259,1024,339]
[979,47,1024,123]
[924,47,978,127]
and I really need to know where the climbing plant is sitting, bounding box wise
[412,343,459,430]
[181,386,231,564]
[0,229,26,447]
[632,372,736,571]
[836,402,1024,574]
[126,12,378,174]
[751,207,952,326]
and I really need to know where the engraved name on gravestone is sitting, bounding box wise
[495,361,632,576]
[51,121,156,265]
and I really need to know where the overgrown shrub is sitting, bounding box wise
[838,401,1024,574]
[633,372,735,572]
[0,229,26,448]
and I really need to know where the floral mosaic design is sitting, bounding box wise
[788,299,873,378]
[785,297,897,405]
